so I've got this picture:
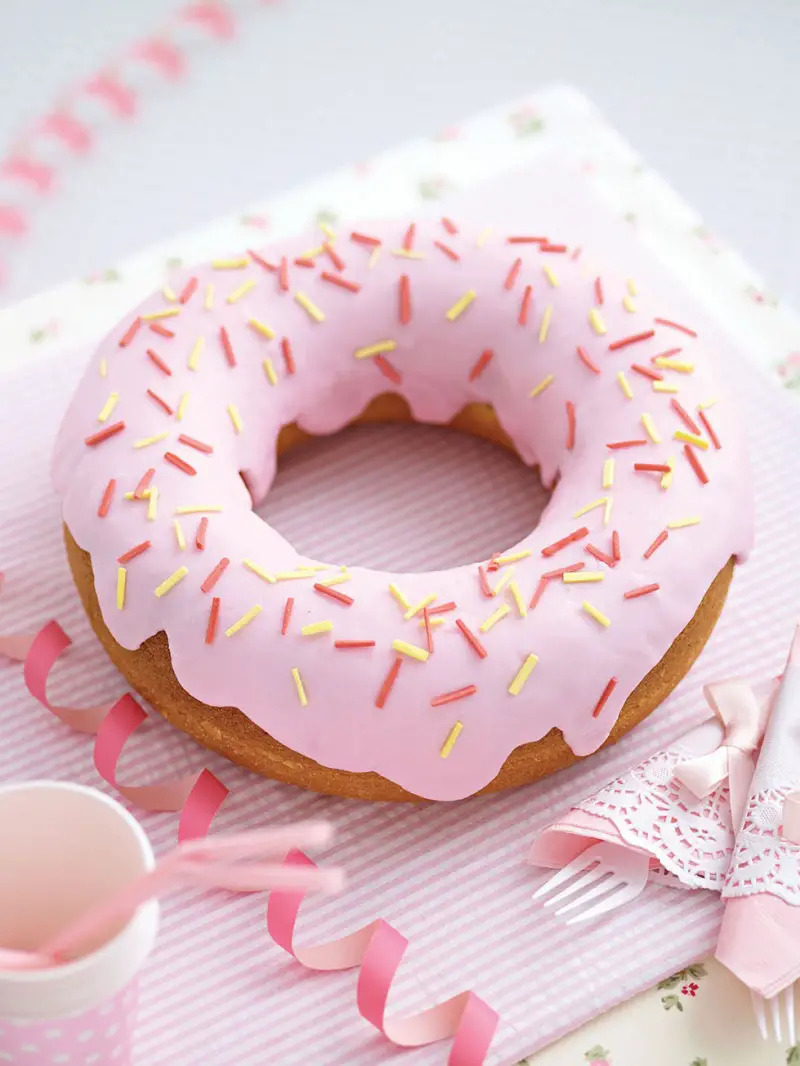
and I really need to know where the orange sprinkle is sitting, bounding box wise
[431,685,477,707]
[608,330,655,351]
[576,345,601,374]
[671,398,701,435]
[399,274,412,324]
[219,326,236,367]
[281,336,295,375]
[294,256,315,269]
[540,243,567,253]
[98,478,116,517]
[314,582,354,606]
[117,540,151,564]
[376,657,403,708]
[423,606,434,654]
[85,421,125,446]
[478,565,493,597]
[147,349,172,375]
[195,516,208,550]
[625,583,660,599]
[323,242,345,271]
[179,277,198,304]
[178,434,213,454]
[402,223,416,250]
[508,235,547,244]
[335,640,376,649]
[149,323,174,339]
[441,217,458,235]
[434,240,459,261]
[455,619,488,659]
[278,257,289,292]
[164,452,197,476]
[634,462,672,473]
[655,316,696,337]
[594,277,604,305]
[606,439,648,450]
[374,355,402,385]
[541,526,589,557]
[119,318,141,348]
[428,601,457,615]
[592,677,617,718]
[504,257,522,290]
[200,557,229,593]
[146,389,173,416]
[612,530,621,561]
[205,597,220,644]
[469,349,494,382]
[247,250,277,272]
[630,363,661,382]
[566,401,576,451]
[320,272,360,293]
[529,577,549,610]
[698,409,721,449]
[644,530,668,559]
[351,231,381,246]
[519,285,533,325]
[684,443,709,484]
[281,597,294,635]
[133,467,155,499]
[585,544,615,567]
[542,561,585,580]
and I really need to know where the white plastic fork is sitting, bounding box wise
[752,987,797,1044]
[532,840,650,924]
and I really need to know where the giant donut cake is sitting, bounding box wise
[53,218,753,801]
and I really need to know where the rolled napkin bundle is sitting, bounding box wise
[529,679,774,891]
[716,629,800,999]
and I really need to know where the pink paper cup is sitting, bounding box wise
[0,782,158,1065]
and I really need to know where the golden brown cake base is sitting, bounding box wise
[64,397,735,802]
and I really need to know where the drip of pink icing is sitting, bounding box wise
[53,219,753,800]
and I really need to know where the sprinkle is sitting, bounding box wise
[654,356,694,373]
[495,550,532,567]
[176,393,190,420]
[201,557,229,593]
[602,459,615,488]
[653,381,680,394]
[543,562,586,581]
[616,371,633,399]
[519,285,533,325]
[205,597,221,644]
[203,284,215,310]
[376,657,403,708]
[227,404,243,434]
[441,217,458,235]
[392,639,430,662]
[529,373,554,399]
[227,279,256,305]
[263,358,278,386]
[147,486,159,521]
[566,401,576,450]
[654,317,697,337]
[469,349,494,382]
[174,504,223,514]
[634,463,672,474]
[280,337,296,376]
[504,258,522,290]
[641,412,661,443]
[509,581,527,617]
[543,265,560,289]
[402,222,416,250]
[697,409,721,449]
[195,517,207,550]
[622,294,637,313]
[248,318,275,340]
[99,358,108,377]
[391,248,425,260]
[151,322,174,339]
[478,565,492,597]
[604,497,614,526]
[592,677,617,718]
[318,572,351,587]
[389,583,411,609]
[243,559,276,583]
[428,601,457,614]
[115,567,127,610]
[398,274,412,324]
[491,568,515,596]
[334,639,376,651]
[669,517,702,531]
[98,478,116,517]
[476,227,492,247]
[675,430,708,450]
[626,278,638,297]
[141,308,180,321]
[178,434,213,454]
[118,540,150,564]
[280,597,294,634]
[582,601,610,627]
[322,241,345,271]
[661,456,675,489]
[212,257,249,270]
[321,271,360,293]
[291,667,308,706]
[644,530,668,558]
[542,526,589,557]
[179,277,198,304]
[147,349,171,375]
[594,277,604,306]
[226,604,263,637]
[446,289,476,321]
[576,345,601,374]
[683,445,709,484]
[508,653,539,696]
[301,620,334,637]
[85,421,125,447]
[528,577,548,610]
[164,452,196,476]
[538,303,553,343]
[275,570,319,581]
[432,685,477,708]
[319,223,336,241]
[588,308,607,335]
[564,571,604,583]
[294,291,325,323]
[540,243,567,253]
[374,356,402,384]
[585,544,615,567]
[507,235,547,244]
[479,604,510,632]
[671,398,701,434]
[609,330,655,351]
[440,721,463,758]
[97,393,119,423]
[134,431,169,449]
[699,398,718,410]
[147,389,174,416]
[606,439,648,450]
[455,618,488,658]
[434,240,459,262]
[630,363,662,382]
[154,566,188,598]
[404,594,438,620]
[625,583,660,600]
[119,318,141,347]
[354,340,397,360]
[314,583,354,606]
[187,337,205,371]
[573,497,608,519]
[171,518,186,551]
[351,231,381,247]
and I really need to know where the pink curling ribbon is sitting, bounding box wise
[267,850,499,1065]
[674,679,771,831]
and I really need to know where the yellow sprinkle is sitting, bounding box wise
[476,227,492,247]
[294,291,325,323]
[163,285,177,302]
[227,279,256,304]
[653,357,694,373]
[573,496,608,519]
[320,222,336,240]
[420,616,446,628]
[492,567,515,596]
[319,572,351,588]
[622,294,637,313]
[263,358,278,386]
[699,398,718,410]
[602,458,615,489]
[187,336,205,371]
[301,621,334,637]
[97,392,119,423]
[404,594,437,621]
[389,583,411,609]
[480,603,510,632]
[176,392,190,421]
[134,432,169,449]
[243,559,275,583]
[508,580,527,618]
[204,284,214,310]
[508,654,539,696]
[225,604,262,637]
[674,430,708,450]
[582,601,610,628]
[392,639,430,662]
[147,486,159,522]
[653,381,680,394]
[543,265,559,288]
[589,308,607,335]
[661,456,675,490]
[154,566,188,598]
[212,257,249,269]
[627,278,638,296]
[604,496,613,526]
[301,244,324,259]
[291,667,308,706]
[529,373,554,399]
[274,570,317,581]
[173,518,186,551]
[296,564,331,573]
[368,247,381,269]
[354,340,397,360]
[668,516,701,529]
[494,550,532,566]
[641,412,661,443]
[563,571,604,583]
[141,308,180,321]
[446,289,476,322]
[99,358,108,378]
[440,720,463,758]
[173,504,222,515]
[227,404,243,434]
[248,318,275,339]
[538,303,553,344]
[116,567,127,610]
[617,371,633,400]
[391,248,426,260]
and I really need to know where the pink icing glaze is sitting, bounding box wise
[52,218,753,800]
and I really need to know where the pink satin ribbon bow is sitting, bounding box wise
[674,680,771,831]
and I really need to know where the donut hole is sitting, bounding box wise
[257,398,551,573]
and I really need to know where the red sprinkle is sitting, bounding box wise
[608,330,656,351]
[133,467,155,499]
[684,443,709,484]
[97,478,116,517]
[375,657,403,708]
[634,462,672,474]
[423,606,434,655]
[592,677,618,718]
[469,349,494,382]
[508,235,547,244]
[146,389,173,416]
[320,271,360,293]
[281,597,294,635]
[178,434,213,454]
[540,243,568,253]
[519,284,533,325]
[278,257,289,292]
[334,640,376,649]
[612,530,621,562]
[671,398,701,435]
[644,530,668,559]
[205,597,220,644]
[585,544,615,567]
[399,275,412,324]
[529,577,549,610]
[195,516,208,551]
[323,242,345,272]
[149,323,174,339]
[571,247,582,261]
[219,326,236,367]
[179,276,198,303]
[542,562,585,580]
[576,345,601,374]
[606,439,648,450]
[281,337,295,376]
[655,317,697,337]
[200,557,229,593]
[147,349,172,375]
[478,565,493,597]
[455,619,488,659]
[164,452,196,476]
[504,257,522,290]
[247,250,277,272]
[441,217,458,235]
[119,318,141,348]
[85,421,125,447]
[428,601,457,615]
[350,231,381,247]
[314,583,354,606]
[294,256,315,268]
[117,540,151,564]
[431,685,477,708]
[625,583,660,600]
[566,401,576,451]
[402,223,416,251]
[374,355,402,385]
[434,240,459,262]
[698,409,721,449]
[541,527,589,558]
[630,363,662,382]
[594,276,604,306]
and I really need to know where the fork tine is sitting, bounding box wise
[784,986,796,1046]
[542,864,607,909]
[752,991,768,1041]
[531,853,600,901]
[770,992,782,1042]
[554,873,621,916]
[565,880,641,925]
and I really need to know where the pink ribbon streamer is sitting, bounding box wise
[267,850,499,1064]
